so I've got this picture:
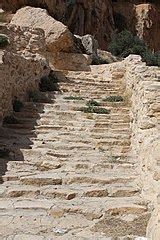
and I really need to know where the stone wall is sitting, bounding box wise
[0,24,50,126]
[124,55,160,239]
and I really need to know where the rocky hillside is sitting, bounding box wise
[2,0,160,51]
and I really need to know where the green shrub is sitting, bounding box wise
[13,98,23,112]
[108,30,146,58]
[64,96,84,100]
[78,106,110,115]
[103,96,124,102]
[3,116,18,124]
[108,30,160,66]
[142,51,160,67]
[86,99,101,107]
[0,34,9,48]
[39,72,59,92]
[28,90,40,102]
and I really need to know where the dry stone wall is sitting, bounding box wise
[124,55,160,240]
[0,24,50,126]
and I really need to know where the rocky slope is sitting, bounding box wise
[2,0,160,51]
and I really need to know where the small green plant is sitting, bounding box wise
[87,99,101,107]
[103,96,124,102]
[0,148,9,158]
[28,90,41,102]
[64,96,84,100]
[0,34,9,48]
[3,116,18,124]
[39,71,59,92]
[13,98,23,112]
[78,106,110,115]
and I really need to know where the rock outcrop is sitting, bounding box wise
[11,6,75,53]
[113,2,160,51]
[134,4,160,51]
[0,24,50,125]
[2,0,114,50]
[2,0,160,51]
[10,6,94,71]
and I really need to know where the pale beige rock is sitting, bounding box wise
[13,235,45,240]
[0,24,50,125]
[11,6,74,53]
[49,206,64,218]
[46,52,92,71]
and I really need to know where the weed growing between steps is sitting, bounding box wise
[87,99,101,107]
[78,99,110,114]
[103,95,124,102]
[64,96,84,100]
[13,98,23,112]
[78,106,110,114]
[39,71,59,92]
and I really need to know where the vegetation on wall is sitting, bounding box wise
[39,71,59,92]
[108,30,160,66]
[13,98,23,112]
[0,34,9,48]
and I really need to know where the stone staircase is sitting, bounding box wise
[0,64,150,239]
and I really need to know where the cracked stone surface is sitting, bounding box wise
[0,63,155,239]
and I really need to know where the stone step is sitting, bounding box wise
[22,102,128,113]
[3,181,140,200]
[58,84,124,92]
[0,196,147,222]
[2,170,137,187]
[61,77,124,84]
[58,80,124,87]
[60,90,124,97]
[63,173,137,186]
[19,149,132,163]
[20,173,63,186]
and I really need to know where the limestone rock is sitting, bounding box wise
[46,52,92,71]
[81,34,98,56]
[0,24,50,125]
[11,6,74,53]
[3,0,114,50]
[135,4,160,51]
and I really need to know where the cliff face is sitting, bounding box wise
[135,4,160,51]
[113,2,160,51]
[2,0,160,51]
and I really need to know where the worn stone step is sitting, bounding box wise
[63,173,137,186]
[19,173,63,186]
[60,77,124,84]
[59,85,124,92]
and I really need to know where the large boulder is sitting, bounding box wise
[81,34,98,57]
[2,0,114,50]
[11,6,75,53]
